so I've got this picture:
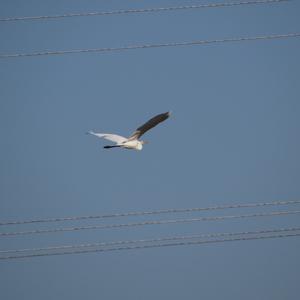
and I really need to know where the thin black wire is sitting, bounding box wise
[0,0,289,22]
[1,227,299,254]
[1,210,299,237]
[1,230,299,260]
[1,199,299,226]
[0,33,299,59]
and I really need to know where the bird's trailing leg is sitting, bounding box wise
[103,145,122,149]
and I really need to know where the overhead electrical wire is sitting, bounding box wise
[0,0,289,22]
[1,210,299,237]
[1,199,299,226]
[1,228,299,260]
[1,227,299,255]
[0,33,299,59]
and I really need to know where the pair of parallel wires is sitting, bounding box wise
[1,200,300,260]
[0,0,299,59]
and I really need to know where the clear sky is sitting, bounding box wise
[0,0,300,299]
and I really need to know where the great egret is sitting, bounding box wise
[87,111,170,150]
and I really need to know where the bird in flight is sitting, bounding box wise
[87,111,170,150]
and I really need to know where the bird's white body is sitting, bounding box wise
[87,111,170,151]
[122,140,143,150]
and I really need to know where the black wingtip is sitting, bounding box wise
[163,111,171,119]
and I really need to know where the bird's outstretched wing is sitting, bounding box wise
[128,111,170,140]
[87,131,127,144]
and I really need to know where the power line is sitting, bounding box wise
[0,0,289,22]
[1,199,299,226]
[0,32,299,59]
[1,227,299,254]
[1,229,299,260]
[1,210,299,237]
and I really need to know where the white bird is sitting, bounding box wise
[87,111,170,150]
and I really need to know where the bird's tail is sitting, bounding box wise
[103,145,122,149]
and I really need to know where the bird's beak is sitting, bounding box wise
[142,140,149,144]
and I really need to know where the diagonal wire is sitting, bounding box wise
[1,199,299,226]
[0,0,290,22]
[0,33,299,59]
[1,210,300,237]
[1,230,299,260]
[1,227,299,254]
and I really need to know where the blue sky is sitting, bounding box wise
[0,1,300,299]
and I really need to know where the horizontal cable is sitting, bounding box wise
[0,32,299,59]
[1,210,299,237]
[1,199,299,226]
[1,230,299,260]
[0,0,289,22]
[1,226,299,254]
